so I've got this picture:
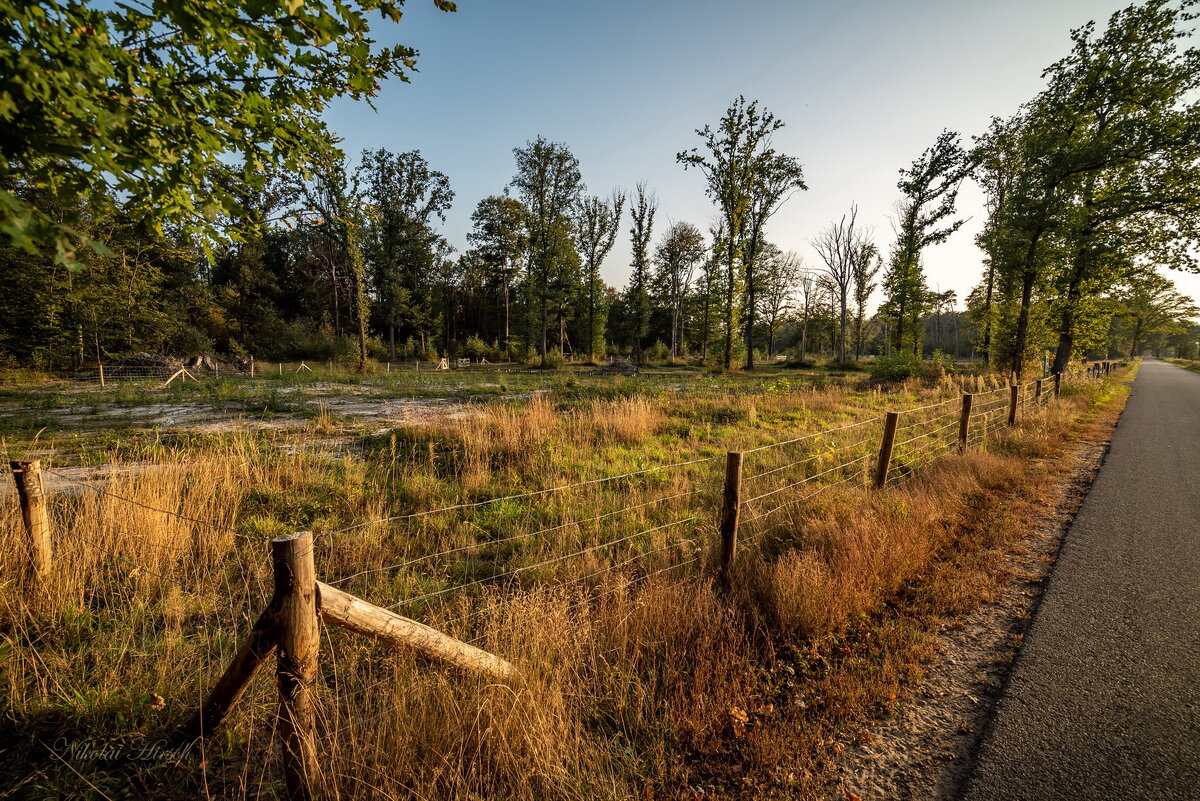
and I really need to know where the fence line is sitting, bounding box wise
[45,468,242,536]
[326,488,702,588]
[387,516,699,612]
[5,360,1126,798]
[325,454,720,536]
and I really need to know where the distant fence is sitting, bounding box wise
[6,360,1123,797]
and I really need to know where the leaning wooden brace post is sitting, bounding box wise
[957,394,973,453]
[1007,385,1019,427]
[318,584,518,679]
[10,460,51,579]
[874,412,899,489]
[273,532,322,801]
[1054,372,1062,397]
[183,609,278,739]
[718,452,743,585]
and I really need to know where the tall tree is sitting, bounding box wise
[574,190,625,361]
[626,183,658,364]
[654,221,706,359]
[679,97,791,369]
[741,151,807,368]
[510,137,584,357]
[468,195,528,354]
[301,156,371,369]
[881,130,970,356]
[850,240,881,359]
[757,244,803,359]
[796,270,819,362]
[812,205,867,363]
[358,148,453,359]
[980,0,1200,375]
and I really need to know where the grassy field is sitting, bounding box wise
[1166,357,1200,375]
[0,361,1131,799]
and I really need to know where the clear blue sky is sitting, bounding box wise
[325,0,1200,309]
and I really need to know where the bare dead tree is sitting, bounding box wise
[811,204,868,362]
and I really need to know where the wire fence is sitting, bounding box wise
[2,359,1126,796]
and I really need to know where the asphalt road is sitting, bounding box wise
[961,359,1200,801]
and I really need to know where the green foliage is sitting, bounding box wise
[880,131,969,357]
[1,0,456,264]
[867,353,922,383]
[972,0,1200,374]
[538,348,566,369]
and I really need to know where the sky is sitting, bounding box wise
[323,0,1200,310]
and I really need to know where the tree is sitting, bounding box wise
[812,205,868,363]
[626,183,658,364]
[574,190,624,360]
[510,137,584,357]
[757,244,803,359]
[972,115,1025,366]
[1,0,456,264]
[881,130,969,356]
[796,270,819,362]
[741,151,807,368]
[468,195,528,353]
[1115,268,1197,357]
[679,97,792,369]
[358,148,453,359]
[930,289,958,353]
[850,241,881,359]
[300,156,372,369]
[654,221,706,359]
[979,1,1200,375]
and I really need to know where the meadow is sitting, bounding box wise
[0,361,1131,800]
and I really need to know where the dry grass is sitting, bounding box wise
[0,367,1131,799]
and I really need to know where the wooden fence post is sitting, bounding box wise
[1035,378,1043,403]
[10,460,51,580]
[1054,372,1062,397]
[250,357,256,378]
[1008,385,1019,426]
[98,363,106,388]
[718,452,743,584]
[875,412,899,489]
[958,394,973,452]
[272,532,321,801]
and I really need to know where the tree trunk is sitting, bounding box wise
[503,273,511,358]
[839,296,849,362]
[724,242,736,370]
[586,267,595,362]
[981,260,995,366]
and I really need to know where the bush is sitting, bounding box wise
[462,335,502,361]
[868,353,922,382]
[537,348,566,369]
[646,341,670,363]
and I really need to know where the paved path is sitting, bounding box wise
[962,360,1200,801]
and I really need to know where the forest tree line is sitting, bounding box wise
[2,0,1199,373]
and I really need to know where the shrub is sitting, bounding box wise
[538,348,566,369]
[867,353,922,382]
